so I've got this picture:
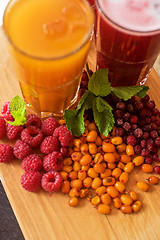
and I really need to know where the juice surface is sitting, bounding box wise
[98,0,160,32]
[4,0,93,58]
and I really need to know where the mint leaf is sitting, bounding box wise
[93,97,115,136]
[96,97,112,112]
[64,91,95,136]
[88,68,111,97]
[9,95,27,126]
[111,85,148,101]
[136,86,149,98]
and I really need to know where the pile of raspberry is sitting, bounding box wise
[0,102,73,193]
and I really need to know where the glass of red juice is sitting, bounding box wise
[95,0,160,87]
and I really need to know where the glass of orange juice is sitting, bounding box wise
[3,0,94,118]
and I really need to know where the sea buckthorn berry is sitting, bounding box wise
[117,143,126,153]
[63,157,73,166]
[124,162,134,173]
[82,128,89,137]
[91,195,101,206]
[102,142,115,153]
[120,195,133,205]
[100,134,109,140]
[136,180,149,192]
[103,177,116,186]
[107,186,119,198]
[120,205,132,214]
[114,152,120,161]
[97,204,111,214]
[101,162,107,168]
[60,171,68,180]
[141,164,153,173]
[81,165,89,171]
[83,177,92,188]
[120,155,131,164]
[97,146,103,153]
[104,153,116,163]
[80,154,92,165]
[69,188,80,198]
[73,146,80,152]
[91,177,102,189]
[94,153,103,163]
[95,186,107,196]
[147,176,159,185]
[89,143,97,155]
[70,179,83,189]
[113,197,122,209]
[126,144,134,156]
[69,197,79,207]
[115,181,126,193]
[119,172,129,184]
[84,120,90,127]
[87,130,98,142]
[129,191,138,201]
[87,122,98,131]
[68,171,78,180]
[62,165,72,173]
[73,138,82,148]
[61,180,70,194]
[93,163,105,174]
[79,189,88,198]
[117,162,125,170]
[71,152,83,161]
[80,143,89,154]
[132,156,144,166]
[101,193,111,205]
[107,162,116,169]
[112,168,122,178]
[87,168,99,178]
[132,200,142,213]
[100,169,112,178]
[95,136,102,146]
[73,162,81,172]
[78,170,86,181]
[111,136,123,145]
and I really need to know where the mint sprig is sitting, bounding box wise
[64,68,149,137]
[8,95,27,126]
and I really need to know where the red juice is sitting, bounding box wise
[96,0,160,86]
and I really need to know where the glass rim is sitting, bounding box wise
[3,0,94,61]
[96,0,160,35]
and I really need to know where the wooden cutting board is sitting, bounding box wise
[0,27,160,240]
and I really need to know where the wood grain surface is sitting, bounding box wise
[0,28,160,240]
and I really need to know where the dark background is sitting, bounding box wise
[0,181,24,240]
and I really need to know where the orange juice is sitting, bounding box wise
[3,0,94,117]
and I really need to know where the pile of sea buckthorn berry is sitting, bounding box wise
[60,120,159,214]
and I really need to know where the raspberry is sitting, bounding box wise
[6,124,23,140]
[40,136,60,154]
[0,116,6,139]
[41,117,59,136]
[126,135,137,145]
[1,102,14,121]
[21,126,44,148]
[43,151,63,172]
[13,140,32,159]
[21,170,42,192]
[0,144,14,163]
[41,171,63,193]
[53,125,73,147]
[22,154,43,171]
[60,146,70,157]
[25,114,41,128]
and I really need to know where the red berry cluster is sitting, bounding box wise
[109,94,160,172]
[0,104,73,193]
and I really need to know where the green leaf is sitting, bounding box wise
[8,95,27,126]
[96,97,112,112]
[111,85,148,101]
[136,86,149,98]
[88,68,111,97]
[93,98,115,136]
[64,91,95,136]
